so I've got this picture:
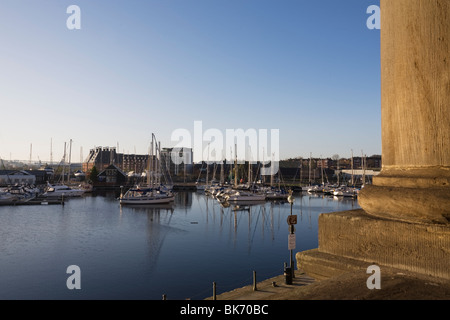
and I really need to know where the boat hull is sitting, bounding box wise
[120,195,175,205]
[226,194,266,202]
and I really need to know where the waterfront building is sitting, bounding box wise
[0,170,36,186]
[160,147,193,181]
[82,146,152,174]
[96,164,128,188]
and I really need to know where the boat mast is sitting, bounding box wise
[320,155,324,186]
[220,151,224,186]
[247,146,252,188]
[206,143,210,187]
[62,142,66,184]
[361,150,366,187]
[270,152,274,187]
[309,152,312,186]
[50,138,53,166]
[337,156,340,185]
[68,139,72,183]
[248,160,251,188]
[234,144,237,188]
[351,149,354,186]
[29,143,32,168]
[261,147,265,186]
[150,135,154,189]
[147,142,151,187]
[299,159,302,187]
[157,140,161,186]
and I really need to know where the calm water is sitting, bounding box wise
[0,191,359,300]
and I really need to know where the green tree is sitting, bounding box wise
[88,166,99,183]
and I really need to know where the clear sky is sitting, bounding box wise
[0,0,381,164]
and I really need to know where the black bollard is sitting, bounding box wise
[284,263,292,285]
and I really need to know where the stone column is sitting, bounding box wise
[359,0,450,224]
[297,0,450,283]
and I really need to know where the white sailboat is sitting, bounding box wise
[196,143,212,192]
[120,134,174,205]
[265,187,289,200]
[302,152,314,191]
[333,186,359,198]
[224,190,266,202]
[264,153,289,200]
[223,146,266,203]
[43,143,85,198]
[119,186,174,204]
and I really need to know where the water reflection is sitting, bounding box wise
[0,190,359,299]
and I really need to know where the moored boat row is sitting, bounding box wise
[198,183,290,205]
[304,184,360,198]
[0,181,90,205]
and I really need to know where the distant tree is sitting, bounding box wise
[88,166,99,183]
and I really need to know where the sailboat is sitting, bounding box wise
[224,190,266,202]
[302,153,315,191]
[333,186,358,198]
[222,145,266,203]
[43,141,85,198]
[264,154,288,200]
[120,134,175,205]
[195,161,207,192]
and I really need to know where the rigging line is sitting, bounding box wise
[291,166,300,184]
[260,206,275,240]
[233,208,245,230]
[195,193,205,215]
[249,210,261,250]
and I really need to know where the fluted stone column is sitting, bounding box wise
[297,0,450,283]
[359,0,450,224]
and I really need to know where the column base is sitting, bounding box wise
[359,185,450,224]
[358,168,450,224]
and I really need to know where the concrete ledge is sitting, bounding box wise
[210,251,450,300]
[296,249,370,281]
[312,209,450,280]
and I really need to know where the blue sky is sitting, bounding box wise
[0,0,380,164]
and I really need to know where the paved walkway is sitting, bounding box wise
[205,270,314,300]
[205,269,450,300]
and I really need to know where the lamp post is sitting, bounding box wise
[287,189,296,279]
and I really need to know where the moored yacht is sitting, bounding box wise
[119,133,175,205]
[333,186,359,198]
[224,190,266,202]
[119,186,175,205]
[42,183,85,197]
[264,187,289,200]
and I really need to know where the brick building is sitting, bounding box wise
[82,147,152,174]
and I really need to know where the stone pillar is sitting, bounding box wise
[359,0,450,224]
[297,0,450,283]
